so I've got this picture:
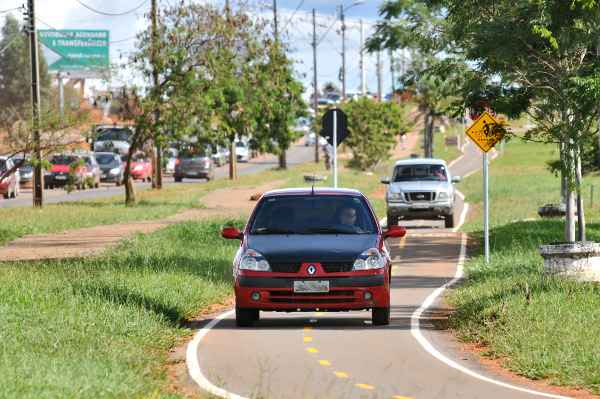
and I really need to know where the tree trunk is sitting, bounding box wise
[150,144,157,189]
[427,113,435,158]
[560,142,567,205]
[278,149,287,170]
[229,139,237,180]
[422,112,430,158]
[155,141,163,189]
[565,188,576,242]
[576,144,586,241]
[124,150,136,206]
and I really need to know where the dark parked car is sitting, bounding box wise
[13,156,33,188]
[174,155,214,182]
[221,188,407,327]
[95,152,124,186]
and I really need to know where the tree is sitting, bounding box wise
[0,14,50,127]
[436,0,600,242]
[341,98,413,170]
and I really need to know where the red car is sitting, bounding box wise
[46,154,87,190]
[130,154,153,182]
[221,188,406,327]
[0,156,19,199]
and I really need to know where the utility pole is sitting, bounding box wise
[273,0,278,39]
[389,49,396,96]
[340,5,346,101]
[312,8,319,163]
[360,19,366,96]
[376,51,382,101]
[223,0,237,180]
[150,0,162,189]
[272,0,287,169]
[27,0,43,207]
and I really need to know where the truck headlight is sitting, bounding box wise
[387,192,404,201]
[239,249,271,271]
[437,191,449,200]
[353,248,385,270]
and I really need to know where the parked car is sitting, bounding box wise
[0,156,20,198]
[381,158,461,228]
[95,152,124,186]
[46,154,87,190]
[174,155,214,182]
[211,146,228,167]
[13,156,33,188]
[235,141,250,163]
[221,188,406,326]
[129,153,153,182]
[305,132,328,147]
[93,126,133,156]
[82,154,101,188]
[164,148,179,174]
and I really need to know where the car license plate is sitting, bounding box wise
[293,280,329,293]
[412,203,430,209]
[55,175,67,180]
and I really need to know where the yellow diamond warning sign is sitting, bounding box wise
[466,111,504,153]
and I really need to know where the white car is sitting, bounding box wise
[306,133,328,147]
[235,141,250,162]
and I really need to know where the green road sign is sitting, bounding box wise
[38,30,110,77]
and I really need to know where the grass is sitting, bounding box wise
[433,123,463,163]
[451,137,600,394]
[0,219,242,399]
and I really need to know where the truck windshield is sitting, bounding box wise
[393,164,448,182]
[97,128,131,142]
[250,195,377,235]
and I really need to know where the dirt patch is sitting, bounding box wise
[0,180,287,262]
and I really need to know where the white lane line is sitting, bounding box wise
[186,310,249,399]
[448,154,465,168]
[452,203,469,233]
[410,234,571,399]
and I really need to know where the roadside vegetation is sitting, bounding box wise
[0,219,240,398]
[450,138,600,394]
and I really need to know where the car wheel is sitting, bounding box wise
[95,181,100,188]
[235,307,259,327]
[146,176,152,183]
[3,192,8,199]
[174,176,182,183]
[387,213,399,227]
[445,214,455,229]
[372,307,390,326]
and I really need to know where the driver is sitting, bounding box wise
[338,206,358,226]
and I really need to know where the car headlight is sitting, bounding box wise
[239,249,271,271]
[387,191,404,201]
[133,165,143,171]
[109,167,120,175]
[437,191,449,200]
[353,248,386,270]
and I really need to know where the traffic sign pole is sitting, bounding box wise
[333,109,338,188]
[483,151,490,263]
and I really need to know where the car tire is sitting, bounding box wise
[387,213,399,227]
[95,181,100,188]
[445,214,455,229]
[372,307,390,326]
[174,176,182,183]
[236,307,259,327]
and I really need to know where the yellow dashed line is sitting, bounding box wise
[334,371,349,379]
[306,347,319,354]
[303,336,313,343]
[318,360,331,366]
[355,383,375,390]
[303,326,313,331]
[399,236,407,249]
[315,312,325,316]
[393,396,414,399]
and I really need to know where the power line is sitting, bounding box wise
[0,6,22,14]
[0,33,21,55]
[73,0,149,17]
[280,0,304,33]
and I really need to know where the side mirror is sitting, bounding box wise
[384,225,406,239]
[451,176,461,183]
[381,177,390,185]
[221,226,243,240]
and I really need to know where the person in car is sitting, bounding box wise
[335,206,365,233]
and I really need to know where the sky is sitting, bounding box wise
[0,0,396,99]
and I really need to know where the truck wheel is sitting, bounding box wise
[387,213,399,227]
[445,214,455,229]
[174,176,182,183]
[235,307,259,327]
[372,307,390,326]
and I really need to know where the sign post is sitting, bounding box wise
[465,111,504,263]
[321,108,349,188]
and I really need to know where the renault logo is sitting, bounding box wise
[307,265,317,275]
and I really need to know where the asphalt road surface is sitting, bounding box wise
[0,143,315,209]
[186,143,562,399]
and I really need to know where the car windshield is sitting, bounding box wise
[97,128,131,142]
[393,164,448,182]
[250,195,377,235]
[236,142,246,148]
[96,154,118,165]
[51,155,78,165]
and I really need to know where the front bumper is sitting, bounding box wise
[387,200,453,218]
[100,171,121,182]
[235,274,389,310]
[174,170,211,179]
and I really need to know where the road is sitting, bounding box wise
[186,143,563,399]
[0,143,315,209]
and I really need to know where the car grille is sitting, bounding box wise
[268,261,354,273]
[407,192,435,201]
[321,261,354,273]
[267,290,356,304]
[270,262,301,273]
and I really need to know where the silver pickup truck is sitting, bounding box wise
[381,158,461,228]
